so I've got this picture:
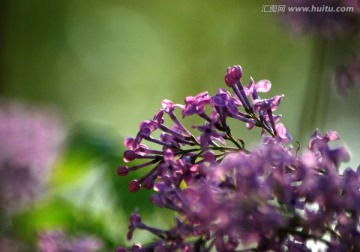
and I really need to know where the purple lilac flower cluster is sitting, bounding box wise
[116,66,360,251]
[0,100,64,212]
[37,230,103,252]
[118,65,290,192]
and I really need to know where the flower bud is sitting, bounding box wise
[143,176,155,189]
[225,65,243,87]
[128,180,141,192]
[117,165,129,176]
[123,150,137,162]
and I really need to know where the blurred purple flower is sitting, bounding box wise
[0,100,64,212]
[120,130,359,251]
[335,54,360,95]
[37,230,103,252]
[276,0,360,99]
[0,236,25,252]
[279,0,360,38]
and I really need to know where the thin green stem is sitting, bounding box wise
[235,248,258,252]
[250,112,276,137]
[225,131,243,150]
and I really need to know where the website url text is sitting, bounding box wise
[261,5,355,13]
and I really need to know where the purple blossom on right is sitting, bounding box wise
[278,0,360,39]
[335,54,360,95]
[116,65,360,251]
[276,0,360,126]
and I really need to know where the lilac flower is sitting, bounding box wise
[119,130,359,251]
[37,230,103,252]
[117,65,288,192]
[308,129,350,168]
[253,95,284,112]
[0,100,64,212]
[182,91,211,117]
[117,65,360,251]
[211,88,254,126]
[244,77,272,99]
[193,121,226,150]
[225,65,252,112]
[253,95,285,136]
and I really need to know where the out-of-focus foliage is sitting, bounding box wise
[1,0,314,139]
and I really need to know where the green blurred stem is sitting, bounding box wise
[298,37,330,139]
[0,0,7,95]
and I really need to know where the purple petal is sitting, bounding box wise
[255,80,271,93]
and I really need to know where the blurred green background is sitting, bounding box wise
[1,0,359,250]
